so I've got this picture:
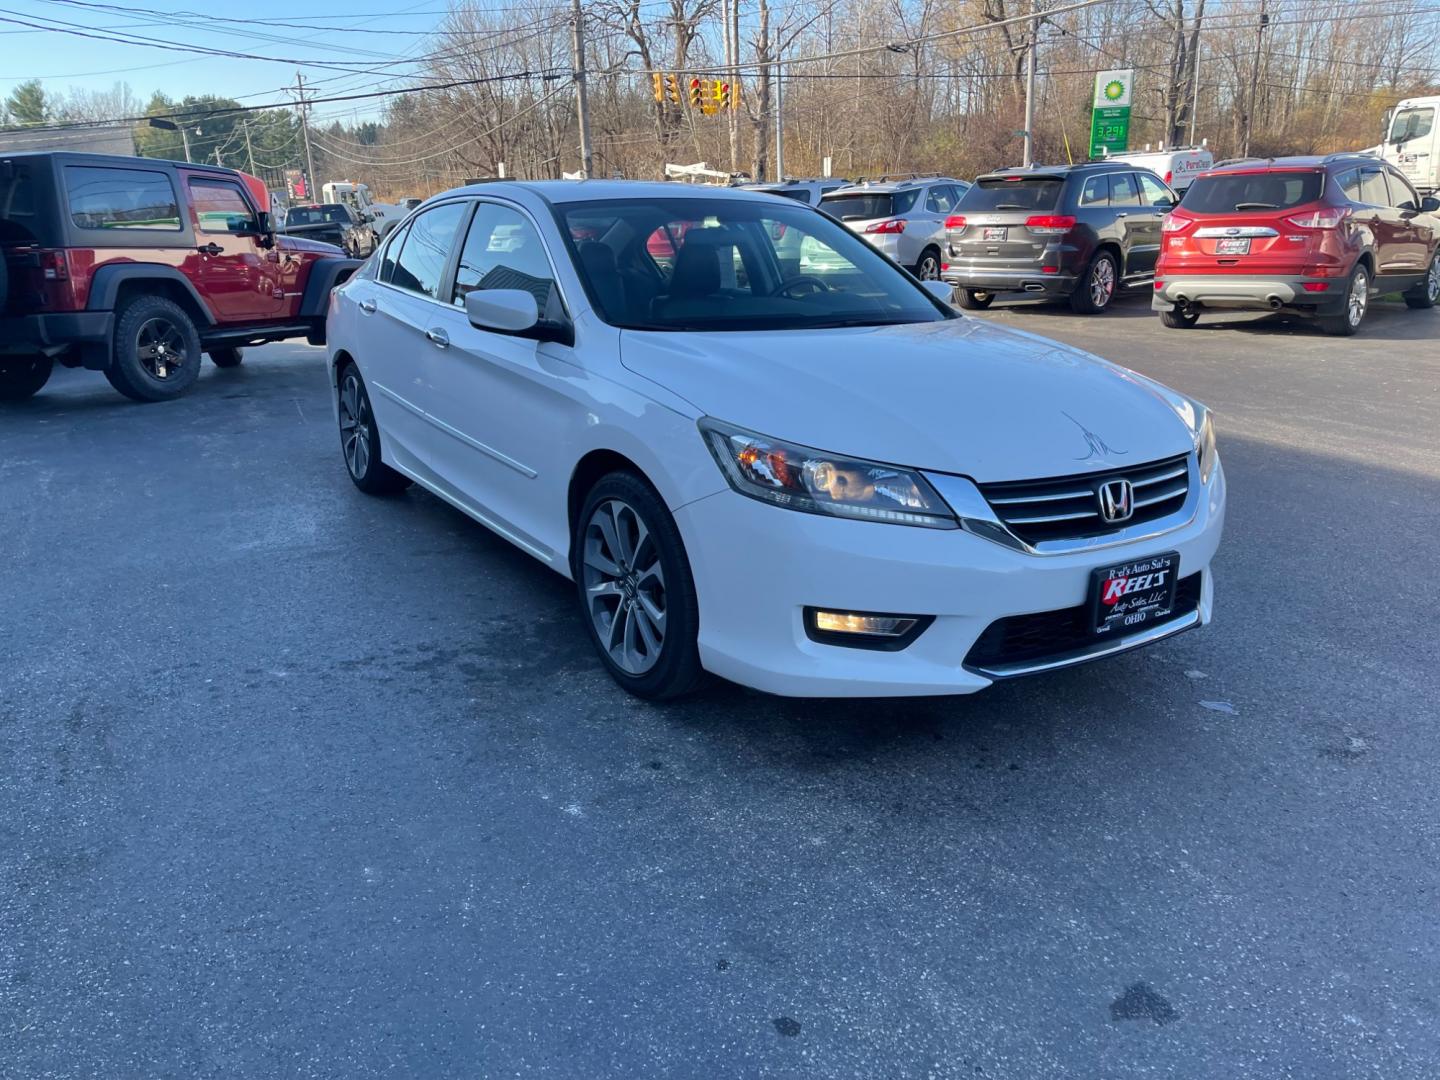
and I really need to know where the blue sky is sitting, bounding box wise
[1,0,466,123]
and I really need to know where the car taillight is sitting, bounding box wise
[40,250,70,280]
[864,219,905,234]
[1160,213,1193,233]
[1025,215,1076,234]
[1284,207,1349,229]
[944,215,967,230]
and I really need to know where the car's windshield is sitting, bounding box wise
[819,189,919,221]
[553,196,951,333]
[287,205,348,226]
[961,177,1064,211]
[1180,171,1324,213]
[1389,107,1434,144]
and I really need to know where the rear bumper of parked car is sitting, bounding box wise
[941,266,1078,297]
[672,461,1225,698]
[1152,275,1347,314]
[0,312,113,362]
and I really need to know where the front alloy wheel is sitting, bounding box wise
[582,499,667,676]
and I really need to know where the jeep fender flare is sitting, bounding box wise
[86,264,216,325]
[299,257,363,320]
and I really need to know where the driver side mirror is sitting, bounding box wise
[245,210,275,248]
[1422,196,1440,214]
[464,288,574,345]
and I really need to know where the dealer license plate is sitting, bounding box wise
[1215,237,1251,255]
[1089,553,1180,637]
[983,226,1008,241]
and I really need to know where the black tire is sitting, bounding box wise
[0,355,54,402]
[1160,306,1200,329]
[572,471,702,701]
[955,288,994,310]
[1069,250,1119,314]
[1319,263,1369,337]
[104,295,203,402]
[337,362,411,495]
[1403,251,1439,310]
[913,247,942,281]
[208,347,244,368]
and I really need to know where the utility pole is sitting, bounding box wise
[725,0,740,174]
[242,119,257,176]
[294,71,318,198]
[179,123,192,163]
[774,54,784,180]
[1022,0,1037,167]
[1242,3,1269,156]
[570,0,594,178]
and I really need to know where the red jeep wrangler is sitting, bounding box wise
[1,152,359,402]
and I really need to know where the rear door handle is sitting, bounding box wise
[426,328,450,349]
[1115,212,1128,218]
[197,242,223,256]
[358,299,377,314]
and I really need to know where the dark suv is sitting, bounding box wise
[1,152,358,403]
[941,161,1177,313]
[281,202,377,258]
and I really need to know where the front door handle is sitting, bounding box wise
[197,242,223,256]
[358,299,377,314]
[1115,212,1128,219]
[426,328,450,349]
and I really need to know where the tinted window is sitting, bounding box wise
[762,188,812,203]
[379,221,410,284]
[820,189,919,220]
[1108,173,1142,207]
[1137,173,1174,207]
[1359,170,1390,207]
[189,178,257,234]
[1078,175,1108,207]
[1389,107,1435,143]
[452,203,556,311]
[287,205,351,226]
[65,166,181,231]
[1181,171,1325,213]
[0,159,48,244]
[388,202,466,299]
[553,197,948,332]
[1387,172,1420,211]
[959,177,1063,212]
[1337,169,1363,201]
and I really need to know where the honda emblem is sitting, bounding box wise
[1098,479,1134,523]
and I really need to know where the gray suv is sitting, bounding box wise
[941,161,1176,313]
[741,178,848,206]
[819,176,970,279]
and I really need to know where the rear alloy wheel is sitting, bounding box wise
[338,364,411,495]
[1403,252,1439,310]
[104,295,202,402]
[1160,305,1200,329]
[914,249,942,281]
[0,355,54,402]
[208,347,244,368]
[956,289,994,310]
[1070,250,1118,314]
[574,473,702,700]
[1320,264,1369,336]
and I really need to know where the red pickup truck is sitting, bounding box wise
[1,151,359,402]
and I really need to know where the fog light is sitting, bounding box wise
[804,607,933,650]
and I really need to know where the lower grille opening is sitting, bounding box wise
[964,572,1202,671]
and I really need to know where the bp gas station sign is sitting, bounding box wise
[1090,69,1134,157]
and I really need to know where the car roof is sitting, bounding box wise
[0,150,238,178]
[823,176,959,194]
[437,179,792,206]
[977,161,1141,182]
[1202,154,1378,175]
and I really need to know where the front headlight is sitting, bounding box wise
[699,419,957,529]
[1195,408,1218,484]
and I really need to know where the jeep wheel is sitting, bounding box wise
[209,347,245,368]
[955,288,994,310]
[105,296,203,402]
[1070,250,1118,314]
[0,355,54,402]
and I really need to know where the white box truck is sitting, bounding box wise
[1374,97,1439,195]
[1102,146,1214,192]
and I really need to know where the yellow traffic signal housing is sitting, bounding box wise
[664,74,681,104]
[689,77,703,109]
[652,73,664,103]
[713,80,732,111]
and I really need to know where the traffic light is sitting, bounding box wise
[652,73,663,103]
[664,74,681,105]
[689,77,703,109]
[715,80,732,111]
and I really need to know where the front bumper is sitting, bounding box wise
[1153,275,1345,314]
[674,460,1226,697]
[0,312,113,360]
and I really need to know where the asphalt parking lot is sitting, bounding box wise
[3,294,1438,1078]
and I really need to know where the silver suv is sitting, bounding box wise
[819,176,970,279]
[741,178,849,206]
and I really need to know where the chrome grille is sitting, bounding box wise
[977,453,1191,545]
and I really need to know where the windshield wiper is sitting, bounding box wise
[1234,201,1279,210]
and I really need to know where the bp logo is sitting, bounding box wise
[1103,80,1126,102]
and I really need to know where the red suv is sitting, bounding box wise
[1153,154,1440,335]
[1,152,359,402]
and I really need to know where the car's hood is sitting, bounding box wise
[619,318,1201,482]
[277,234,345,254]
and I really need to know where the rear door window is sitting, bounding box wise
[1108,173,1142,207]
[388,201,466,299]
[959,177,1064,212]
[64,166,181,231]
[1181,171,1325,213]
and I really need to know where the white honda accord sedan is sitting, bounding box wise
[325,181,1225,699]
